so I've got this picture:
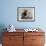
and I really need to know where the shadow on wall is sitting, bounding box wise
[0,24,7,43]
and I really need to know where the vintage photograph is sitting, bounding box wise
[17,7,35,22]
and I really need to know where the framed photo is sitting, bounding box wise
[17,7,35,22]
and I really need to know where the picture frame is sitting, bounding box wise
[17,7,35,22]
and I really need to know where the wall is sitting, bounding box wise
[0,0,46,29]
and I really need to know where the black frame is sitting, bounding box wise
[17,7,35,22]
